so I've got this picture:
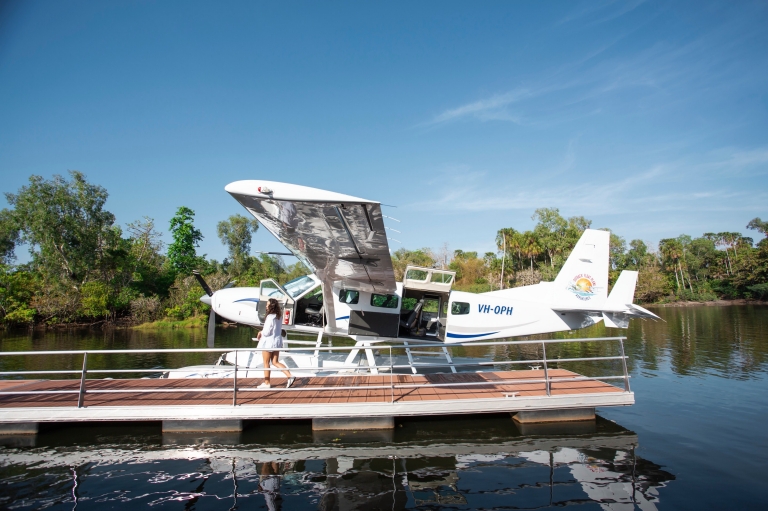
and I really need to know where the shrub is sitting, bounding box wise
[130,295,162,324]
[80,281,110,318]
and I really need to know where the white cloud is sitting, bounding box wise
[419,11,766,130]
[423,89,531,126]
[407,146,768,218]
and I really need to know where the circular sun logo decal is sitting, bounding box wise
[574,278,593,293]
[567,274,598,301]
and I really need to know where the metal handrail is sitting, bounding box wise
[0,337,631,407]
[0,355,628,376]
[0,336,628,356]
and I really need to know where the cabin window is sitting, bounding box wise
[260,280,286,300]
[450,301,470,315]
[430,272,453,284]
[405,269,428,281]
[401,297,418,311]
[305,286,323,301]
[371,293,399,309]
[338,289,359,304]
[284,275,317,298]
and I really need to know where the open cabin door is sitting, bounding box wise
[348,292,400,338]
[258,279,296,326]
[401,266,456,341]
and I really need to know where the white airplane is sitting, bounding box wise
[174,180,659,378]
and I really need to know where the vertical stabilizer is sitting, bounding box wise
[552,229,610,309]
[604,270,638,310]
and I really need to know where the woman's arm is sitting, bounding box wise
[262,314,276,337]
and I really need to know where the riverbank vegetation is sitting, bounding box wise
[0,172,766,327]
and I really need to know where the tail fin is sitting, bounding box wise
[552,229,610,309]
[604,270,638,310]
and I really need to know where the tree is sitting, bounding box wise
[391,248,435,281]
[532,208,568,268]
[522,231,541,271]
[624,240,650,269]
[125,217,170,297]
[4,171,117,285]
[0,209,19,264]
[217,214,259,276]
[167,207,203,275]
[747,218,768,248]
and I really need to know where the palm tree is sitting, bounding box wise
[523,232,541,272]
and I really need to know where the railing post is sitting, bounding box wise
[619,338,631,392]
[77,352,88,408]
[390,345,394,404]
[232,350,238,406]
[541,342,550,397]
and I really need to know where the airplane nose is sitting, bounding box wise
[200,294,212,306]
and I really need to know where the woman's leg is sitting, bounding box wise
[270,352,292,378]
[262,350,272,384]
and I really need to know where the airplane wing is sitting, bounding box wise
[225,180,397,293]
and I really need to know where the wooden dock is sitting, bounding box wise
[0,369,633,425]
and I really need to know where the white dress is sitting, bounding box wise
[260,314,283,350]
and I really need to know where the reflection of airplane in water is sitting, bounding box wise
[2,417,674,510]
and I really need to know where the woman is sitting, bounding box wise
[257,298,295,389]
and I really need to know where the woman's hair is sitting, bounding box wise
[266,298,281,317]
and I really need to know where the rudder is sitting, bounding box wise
[552,229,610,309]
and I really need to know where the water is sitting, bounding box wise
[0,304,766,510]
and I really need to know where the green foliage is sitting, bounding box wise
[167,206,204,275]
[5,171,117,284]
[0,265,37,324]
[217,214,259,276]
[748,283,768,299]
[0,209,19,264]
[80,281,110,318]
[1,171,767,326]
[391,248,436,281]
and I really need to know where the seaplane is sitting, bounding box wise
[170,180,659,379]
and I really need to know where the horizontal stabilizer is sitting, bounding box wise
[603,312,630,329]
[628,303,661,320]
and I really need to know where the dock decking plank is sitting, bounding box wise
[0,369,624,410]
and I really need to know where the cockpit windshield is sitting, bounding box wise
[283,275,318,298]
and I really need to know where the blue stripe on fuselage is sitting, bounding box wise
[446,331,499,339]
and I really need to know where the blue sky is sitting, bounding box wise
[1,0,766,263]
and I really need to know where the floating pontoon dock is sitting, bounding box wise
[0,337,633,433]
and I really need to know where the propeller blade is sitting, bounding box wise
[207,308,216,348]
[192,270,213,297]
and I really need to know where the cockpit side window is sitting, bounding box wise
[283,275,317,298]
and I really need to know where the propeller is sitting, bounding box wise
[207,308,216,348]
[192,270,236,348]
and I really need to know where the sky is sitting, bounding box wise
[1,0,767,264]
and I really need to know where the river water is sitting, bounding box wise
[0,304,766,510]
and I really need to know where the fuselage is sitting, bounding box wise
[207,268,604,343]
